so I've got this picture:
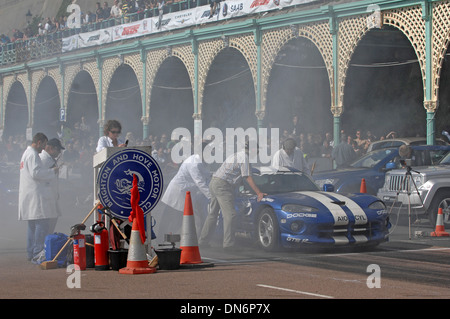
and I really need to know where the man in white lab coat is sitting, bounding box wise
[39,138,65,237]
[271,138,310,175]
[18,133,60,261]
[156,141,211,241]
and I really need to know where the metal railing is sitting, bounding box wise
[0,1,208,67]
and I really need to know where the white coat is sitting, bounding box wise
[96,136,124,153]
[18,146,58,221]
[162,154,211,211]
[271,147,311,175]
[39,150,62,218]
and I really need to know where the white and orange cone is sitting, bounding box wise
[119,175,156,274]
[180,191,203,264]
[431,208,450,237]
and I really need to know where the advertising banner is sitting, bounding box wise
[78,29,113,49]
[62,0,317,52]
[62,35,78,53]
[111,18,152,41]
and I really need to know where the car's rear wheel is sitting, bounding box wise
[256,208,279,251]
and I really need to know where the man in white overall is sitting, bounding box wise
[18,133,60,261]
[157,141,211,241]
[271,138,310,175]
[39,138,65,238]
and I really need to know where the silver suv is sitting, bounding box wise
[377,151,450,227]
[367,137,448,153]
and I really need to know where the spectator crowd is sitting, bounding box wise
[1,0,200,45]
[0,114,410,183]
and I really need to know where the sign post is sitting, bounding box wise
[93,146,162,251]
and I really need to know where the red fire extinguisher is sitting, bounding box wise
[73,232,86,270]
[90,221,109,270]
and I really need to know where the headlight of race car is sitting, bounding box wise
[368,201,386,210]
[282,204,318,213]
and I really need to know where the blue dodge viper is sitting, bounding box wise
[234,167,391,250]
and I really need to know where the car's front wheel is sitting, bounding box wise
[256,208,279,251]
[427,190,450,227]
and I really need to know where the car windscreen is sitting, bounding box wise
[438,152,450,165]
[247,173,320,194]
[350,148,396,168]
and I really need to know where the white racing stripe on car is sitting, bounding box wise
[328,193,369,225]
[299,191,349,226]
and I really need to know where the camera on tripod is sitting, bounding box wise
[399,157,423,239]
[400,158,412,168]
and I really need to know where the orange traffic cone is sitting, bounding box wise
[360,178,367,193]
[431,208,449,237]
[119,219,156,274]
[180,191,203,264]
[119,174,156,274]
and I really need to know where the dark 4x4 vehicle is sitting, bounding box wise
[313,145,450,196]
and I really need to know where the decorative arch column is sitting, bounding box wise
[141,115,150,139]
[383,4,432,143]
[125,52,146,138]
[96,55,104,137]
[333,3,436,143]
[144,43,195,138]
[196,33,258,129]
[2,75,18,128]
[2,71,33,138]
[100,55,123,124]
[430,0,450,143]
[0,76,3,135]
[258,20,334,137]
[146,47,170,135]
[140,48,148,139]
[30,69,47,133]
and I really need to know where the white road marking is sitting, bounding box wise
[257,284,334,299]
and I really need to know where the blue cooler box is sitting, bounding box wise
[44,233,69,267]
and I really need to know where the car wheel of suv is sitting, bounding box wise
[256,208,279,251]
[428,191,450,227]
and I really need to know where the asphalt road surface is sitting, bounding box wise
[1,171,450,307]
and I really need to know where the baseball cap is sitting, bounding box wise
[47,138,65,150]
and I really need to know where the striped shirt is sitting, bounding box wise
[213,151,251,184]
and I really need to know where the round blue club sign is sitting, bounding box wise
[97,148,163,219]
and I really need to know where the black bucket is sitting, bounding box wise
[155,248,182,270]
[108,249,128,271]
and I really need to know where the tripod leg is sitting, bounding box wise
[408,191,411,240]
